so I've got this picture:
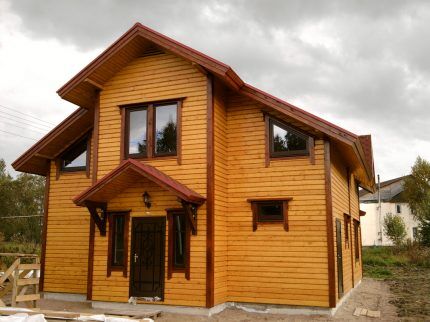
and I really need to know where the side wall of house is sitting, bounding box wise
[44,148,93,294]
[213,81,228,305]
[330,147,362,304]
[225,93,330,307]
[92,51,208,306]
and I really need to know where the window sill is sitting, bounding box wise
[127,155,178,162]
[270,154,309,161]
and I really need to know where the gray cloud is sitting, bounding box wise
[5,0,430,179]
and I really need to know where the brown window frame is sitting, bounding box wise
[167,209,190,280]
[60,134,91,173]
[107,211,130,277]
[344,213,351,248]
[248,198,291,232]
[353,219,360,261]
[269,118,310,158]
[121,99,182,161]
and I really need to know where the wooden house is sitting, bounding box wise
[12,23,375,314]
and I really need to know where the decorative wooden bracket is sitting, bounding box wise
[181,200,198,235]
[84,201,107,236]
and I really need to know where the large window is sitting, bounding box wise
[167,210,190,280]
[248,198,290,231]
[125,101,179,159]
[61,136,89,172]
[269,118,309,158]
[107,212,129,277]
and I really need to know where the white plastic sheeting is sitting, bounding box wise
[0,314,153,322]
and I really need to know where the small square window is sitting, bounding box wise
[257,202,283,222]
[248,199,290,231]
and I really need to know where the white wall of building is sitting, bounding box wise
[361,202,419,246]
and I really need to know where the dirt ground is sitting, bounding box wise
[35,278,398,321]
[388,267,430,321]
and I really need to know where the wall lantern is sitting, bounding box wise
[143,191,151,209]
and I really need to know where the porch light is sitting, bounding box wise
[143,191,151,209]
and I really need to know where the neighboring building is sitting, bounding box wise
[12,23,375,313]
[360,176,419,246]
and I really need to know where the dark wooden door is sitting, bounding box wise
[130,217,166,299]
[336,219,344,298]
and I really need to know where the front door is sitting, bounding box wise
[130,217,166,299]
[336,218,344,298]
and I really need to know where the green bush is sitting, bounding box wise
[384,214,407,247]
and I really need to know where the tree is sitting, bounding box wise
[383,214,407,247]
[403,157,430,222]
[403,157,430,246]
[0,159,45,244]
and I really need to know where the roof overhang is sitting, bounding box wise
[73,159,206,206]
[12,108,93,176]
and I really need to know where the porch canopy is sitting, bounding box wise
[73,159,205,235]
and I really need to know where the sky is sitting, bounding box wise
[1,0,430,181]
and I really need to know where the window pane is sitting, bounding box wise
[128,109,147,155]
[272,123,307,153]
[112,216,125,266]
[63,140,87,169]
[257,202,283,222]
[174,215,186,268]
[155,104,177,155]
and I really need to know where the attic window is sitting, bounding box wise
[61,137,89,171]
[269,118,309,158]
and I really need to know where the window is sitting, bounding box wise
[167,210,190,280]
[344,214,351,248]
[269,118,309,158]
[124,101,179,159]
[127,108,147,157]
[396,204,401,214]
[353,219,360,261]
[155,104,177,156]
[107,212,129,277]
[61,137,89,171]
[248,198,290,231]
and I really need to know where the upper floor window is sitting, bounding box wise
[61,137,89,171]
[269,119,309,158]
[125,101,178,159]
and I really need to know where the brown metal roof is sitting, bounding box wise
[73,159,206,206]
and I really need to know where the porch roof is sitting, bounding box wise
[73,159,206,206]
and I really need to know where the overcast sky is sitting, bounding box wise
[1,0,430,181]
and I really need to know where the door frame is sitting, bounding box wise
[129,216,166,299]
[336,218,344,298]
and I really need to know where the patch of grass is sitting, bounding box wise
[364,266,393,279]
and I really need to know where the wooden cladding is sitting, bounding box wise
[248,198,291,232]
[107,212,130,277]
[167,209,191,280]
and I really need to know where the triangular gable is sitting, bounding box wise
[73,159,205,206]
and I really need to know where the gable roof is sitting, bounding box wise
[13,22,375,190]
[73,159,206,206]
[360,175,410,202]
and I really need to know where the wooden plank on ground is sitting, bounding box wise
[17,278,39,286]
[15,293,40,302]
[18,264,40,271]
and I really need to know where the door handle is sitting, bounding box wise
[134,253,138,263]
